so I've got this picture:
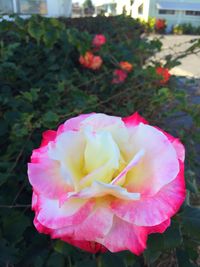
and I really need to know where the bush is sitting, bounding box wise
[61,15,144,40]
[173,23,200,35]
[155,19,166,34]
[0,15,199,267]
[173,24,184,35]
[147,17,156,32]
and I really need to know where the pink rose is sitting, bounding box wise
[28,113,185,255]
[92,34,106,47]
[79,51,103,70]
[112,69,128,84]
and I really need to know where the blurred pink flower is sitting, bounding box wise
[92,34,106,47]
[112,69,128,84]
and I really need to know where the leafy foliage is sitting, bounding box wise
[0,15,199,267]
[173,23,200,35]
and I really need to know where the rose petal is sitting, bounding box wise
[34,217,52,235]
[61,237,107,253]
[48,131,86,190]
[81,113,131,163]
[67,180,140,200]
[124,124,180,195]
[111,161,185,226]
[79,128,120,187]
[28,158,72,199]
[146,219,171,234]
[111,149,145,185]
[172,139,185,162]
[52,202,113,241]
[40,130,57,147]
[154,126,185,162]
[123,112,148,127]
[80,113,123,131]
[57,114,93,135]
[84,128,120,173]
[31,146,48,163]
[79,159,119,189]
[32,191,38,211]
[36,195,95,229]
[74,203,113,240]
[97,217,147,255]
[98,218,170,255]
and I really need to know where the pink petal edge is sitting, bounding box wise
[123,112,148,127]
[111,161,185,226]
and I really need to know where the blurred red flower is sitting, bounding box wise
[155,19,166,31]
[156,67,171,84]
[79,52,103,70]
[112,69,128,84]
[119,61,133,72]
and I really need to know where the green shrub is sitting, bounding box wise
[62,15,145,39]
[173,24,183,35]
[147,17,156,32]
[0,15,199,267]
[173,23,200,35]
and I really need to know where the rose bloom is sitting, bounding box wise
[156,66,171,84]
[112,69,128,84]
[92,34,106,47]
[79,52,103,70]
[28,112,185,255]
[119,61,133,72]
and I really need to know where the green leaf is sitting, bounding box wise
[145,221,182,262]
[183,238,199,263]
[46,252,65,267]
[42,20,60,48]
[54,240,74,256]
[15,16,26,30]
[162,222,182,249]
[176,249,196,267]
[43,111,59,123]
[143,249,161,264]
[21,88,40,103]
[0,239,18,265]
[76,258,97,267]
[122,251,137,266]
[0,119,8,136]
[102,252,126,267]
[182,205,200,239]
[3,212,30,243]
[146,234,164,251]
[28,19,43,43]
[185,170,199,193]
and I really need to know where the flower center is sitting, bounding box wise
[79,127,126,189]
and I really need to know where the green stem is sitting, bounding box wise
[96,255,102,267]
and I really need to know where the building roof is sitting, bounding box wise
[157,2,200,11]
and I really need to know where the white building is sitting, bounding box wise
[131,0,200,29]
[0,0,72,17]
[116,0,132,15]
[94,0,116,16]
